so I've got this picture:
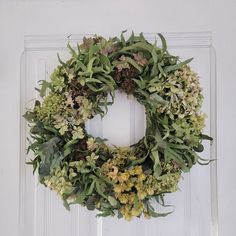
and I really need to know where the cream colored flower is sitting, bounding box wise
[72,126,84,140]
[86,152,99,167]
[86,138,98,151]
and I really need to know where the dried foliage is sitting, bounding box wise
[24,32,212,220]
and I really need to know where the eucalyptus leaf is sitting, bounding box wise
[164,58,193,73]
[150,149,162,178]
[158,33,167,52]
[108,196,118,207]
[147,204,173,218]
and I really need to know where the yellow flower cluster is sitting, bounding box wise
[101,149,181,220]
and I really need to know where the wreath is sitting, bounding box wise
[24,32,212,220]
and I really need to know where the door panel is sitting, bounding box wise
[20,32,217,236]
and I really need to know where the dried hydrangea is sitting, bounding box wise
[148,66,205,144]
[35,93,65,123]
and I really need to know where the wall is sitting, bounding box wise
[212,0,236,235]
[0,0,235,236]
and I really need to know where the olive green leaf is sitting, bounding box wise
[108,196,118,207]
[164,58,193,73]
[158,33,167,52]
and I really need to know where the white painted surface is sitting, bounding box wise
[0,1,235,236]
[19,33,215,236]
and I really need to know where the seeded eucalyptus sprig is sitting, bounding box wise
[24,32,212,220]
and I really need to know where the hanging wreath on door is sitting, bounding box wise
[24,32,212,220]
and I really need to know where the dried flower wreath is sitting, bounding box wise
[24,32,212,220]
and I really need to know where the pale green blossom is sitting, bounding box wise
[44,166,73,197]
[72,126,84,140]
[64,92,74,107]
[51,68,66,92]
[35,93,64,123]
[68,73,75,82]
[86,152,99,167]
[56,123,68,135]
[75,96,93,121]
[54,115,69,135]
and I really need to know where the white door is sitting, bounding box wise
[20,32,217,236]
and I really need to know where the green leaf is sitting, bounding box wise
[23,111,35,122]
[183,153,193,169]
[94,170,114,185]
[126,57,143,72]
[57,53,65,65]
[151,46,158,64]
[168,143,189,150]
[193,143,204,152]
[63,199,70,211]
[69,191,87,205]
[67,43,77,58]
[36,80,51,97]
[63,147,72,157]
[87,57,97,73]
[44,125,59,135]
[121,30,127,45]
[97,210,114,217]
[149,93,168,106]
[87,83,107,92]
[151,63,159,77]
[139,32,146,42]
[75,60,87,72]
[100,55,112,69]
[164,58,193,73]
[108,196,118,207]
[77,42,81,55]
[89,45,100,59]
[147,203,173,217]
[122,42,153,53]
[73,191,87,204]
[127,31,135,44]
[85,78,103,84]
[97,75,116,89]
[154,194,173,207]
[87,181,95,195]
[198,158,215,165]
[158,63,166,77]
[50,153,64,170]
[200,134,213,141]
[39,137,60,161]
[64,139,78,150]
[165,148,190,172]
[133,78,146,89]
[150,149,162,178]
[129,151,149,166]
[158,33,167,52]
[95,180,107,199]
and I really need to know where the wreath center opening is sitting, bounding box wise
[86,91,146,147]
